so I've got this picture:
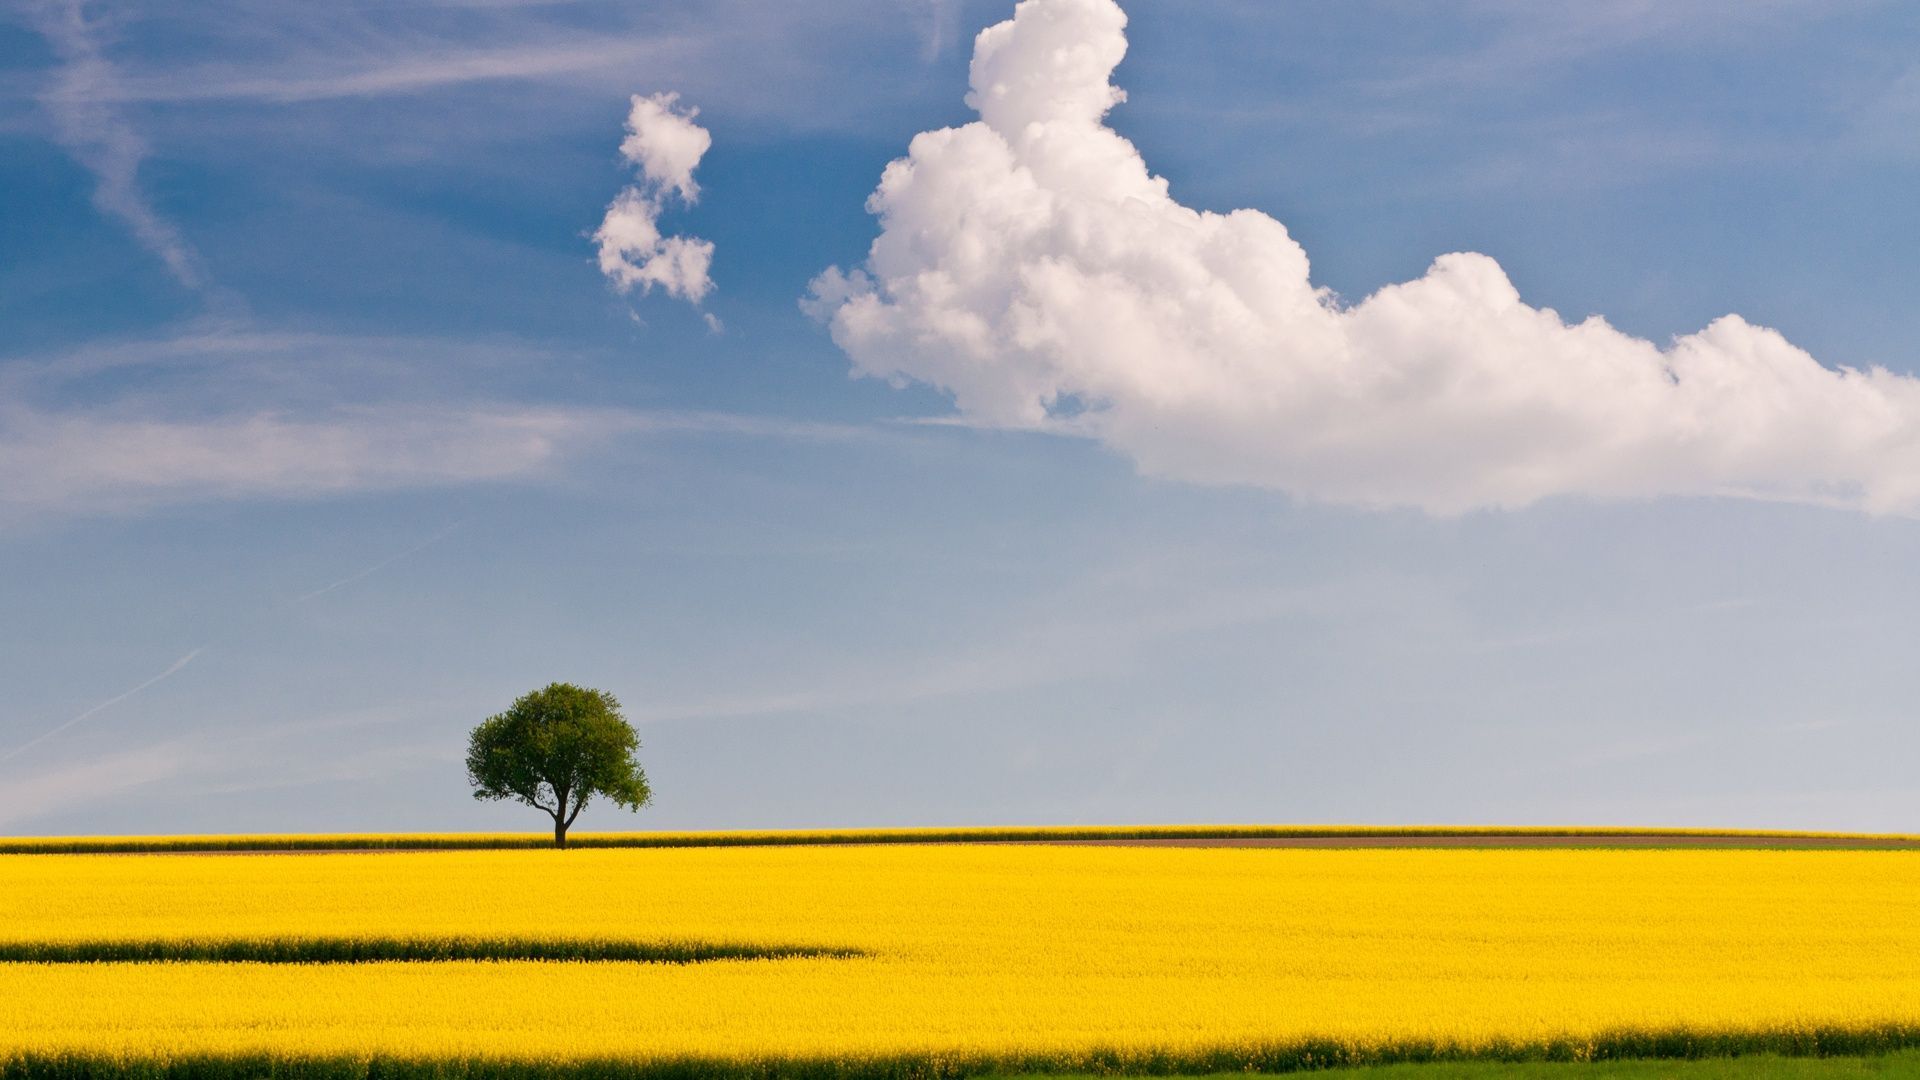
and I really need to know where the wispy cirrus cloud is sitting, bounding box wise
[1131,1,1908,200]
[83,39,685,106]
[0,327,642,520]
[22,0,205,290]
[0,326,882,524]
[1360,1,1882,99]
[4,1,968,139]
[0,402,637,520]
[0,398,882,522]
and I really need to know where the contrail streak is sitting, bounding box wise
[294,521,466,603]
[1,520,464,772]
[0,648,204,764]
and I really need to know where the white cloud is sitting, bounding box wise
[0,326,891,523]
[0,327,631,520]
[0,404,635,520]
[26,0,205,291]
[594,92,714,305]
[919,0,962,60]
[97,40,677,106]
[0,398,889,522]
[809,0,1920,515]
[618,91,711,201]
[52,2,950,132]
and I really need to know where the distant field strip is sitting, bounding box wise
[4,845,1920,1078]
[5,824,1920,853]
[8,1036,1920,1080]
[0,936,856,964]
[999,1054,1920,1080]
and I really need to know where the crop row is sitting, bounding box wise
[0,937,856,965]
[4,824,1917,854]
[8,1026,1920,1080]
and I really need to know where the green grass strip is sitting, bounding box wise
[0,937,858,964]
[10,1030,1920,1080]
[4,825,1920,854]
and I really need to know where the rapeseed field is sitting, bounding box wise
[2,843,1919,1077]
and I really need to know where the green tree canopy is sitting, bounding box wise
[465,683,652,847]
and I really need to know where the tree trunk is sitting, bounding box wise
[553,815,568,849]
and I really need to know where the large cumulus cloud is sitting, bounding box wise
[808,0,1920,514]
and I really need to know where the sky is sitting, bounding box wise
[1,0,1917,836]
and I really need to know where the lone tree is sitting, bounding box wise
[466,682,652,847]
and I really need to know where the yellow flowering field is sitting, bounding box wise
[2,843,1919,1077]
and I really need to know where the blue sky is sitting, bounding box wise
[1,0,1917,835]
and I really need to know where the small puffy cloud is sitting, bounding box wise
[596,189,712,301]
[594,91,714,305]
[809,0,1920,515]
[618,91,711,201]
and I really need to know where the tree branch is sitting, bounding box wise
[511,783,556,816]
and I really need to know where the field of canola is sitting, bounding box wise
[3,842,1920,1078]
